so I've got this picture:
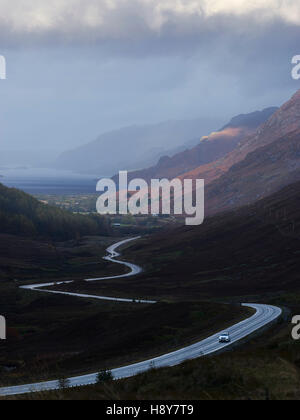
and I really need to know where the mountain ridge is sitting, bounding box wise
[179,90,300,187]
[201,89,300,214]
[118,107,278,184]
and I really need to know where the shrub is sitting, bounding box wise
[96,369,113,384]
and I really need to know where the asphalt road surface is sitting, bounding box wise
[0,238,282,396]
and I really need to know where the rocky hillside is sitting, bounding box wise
[204,90,300,214]
[123,108,277,184]
[206,129,300,214]
[181,91,300,187]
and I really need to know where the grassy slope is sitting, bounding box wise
[0,229,250,388]
[0,293,249,386]
[0,234,124,283]
[6,311,300,400]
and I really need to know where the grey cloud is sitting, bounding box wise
[0,1,299,154]
[0,0,299,51]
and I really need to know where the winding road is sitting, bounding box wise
[20,237,155,304]
[0,237,282,397]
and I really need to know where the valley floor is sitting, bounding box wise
[2,181,300,400]
[0,235,249,388]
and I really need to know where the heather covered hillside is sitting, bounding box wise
[206,129,300,215]
[91,180,300,301]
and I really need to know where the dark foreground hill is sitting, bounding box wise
[0,183,110,240]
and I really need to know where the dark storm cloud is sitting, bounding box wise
[0,1,298,52]
[0,0,299,152]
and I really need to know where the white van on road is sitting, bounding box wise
[219,332,231,343]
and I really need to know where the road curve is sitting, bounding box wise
[20,237,155,304]
[0,238,282,396]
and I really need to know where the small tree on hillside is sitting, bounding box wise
[58,377,71,390]
[96,369,113,384]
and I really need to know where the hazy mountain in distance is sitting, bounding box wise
[54,118,222,176]
[122,107,278,184]
[132,136,202,172]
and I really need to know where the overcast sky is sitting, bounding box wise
[0,0,299,153]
